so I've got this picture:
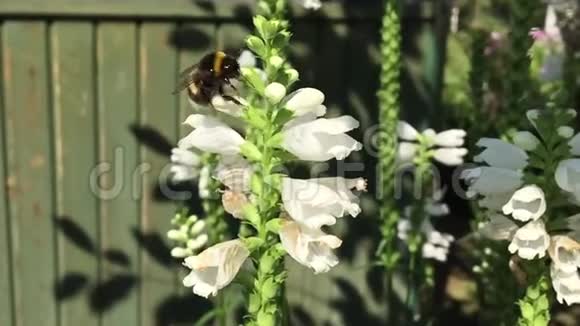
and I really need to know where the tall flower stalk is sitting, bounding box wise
[376,0,402,283]
[175,1,364,325]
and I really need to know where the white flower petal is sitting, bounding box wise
[569,132,580,156]
[508,220,550,260]
[549,236,580,273]
[461,167,524,195]
[502,185,546,222]
[179,114,245,155]
[558,126,574,139]
[198,166,211,199]
[397,121,419,141]
[551,264,580,305]
[433,148,468,166]
[282,115,362,161]
[215,155,252,193]
[279,220,341,274]
[474,138,528,170]
[422,242,449,262]
[433,129,466,147]
[284,88,326,117]
[555,159,580,195]
[281,177,362,228]
[170,148,202,182]
[513,131,540,151]
[237,50,257,68]
[210,95,244,117]
[478,192,513,211]
[295,0,322,10]
[183,239,249,298]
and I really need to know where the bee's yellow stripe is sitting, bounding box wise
[213,51,226,76]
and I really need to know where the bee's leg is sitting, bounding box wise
[225,78,238,91]
[223,95,243,106]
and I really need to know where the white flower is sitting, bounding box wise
[433,148,468,166]
[221,190,249,219]
[170,148,202,182]
[555,159,580,195]
[178,114,245,155]
[198,166,211,199]
[264,82,286,104]
[551,264,580,305]
[502,185,546,222]
[508,220,550,260]
[513,131,540,151]
[433,129,466,147]
[397,121,419,141]
[461,167,524,196]
[549,236,580,273]
[171,247,191,258]
[568,132,580,155]
[279,220,341,274]
[210,95,245,117]
[558,126,574,138]
[474,138,528,170]
[281,177,363,228]
[283,88,326,117]
[294,0,322,10]
[215,155,252,193]
[183,239,249,298]
[282,114,362,161]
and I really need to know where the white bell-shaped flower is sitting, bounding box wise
[422,242,450,262]
[549,236,580,273]
[551,264,580,305]
[461,167,524,196]
[397,121,419,141]
[479,214,518,241]
[279,220,341,274]
[283,88,326,117]
[397,142,418,163]
[513,131,540,151]
[282,114,362,161]
[281,177,362,228]
[170,148,202,182]
[433,129,466,147]
[555,159,580,195]
[508,220,550,260]
[569,132,580,156]
[178,114,245,156]
[182,239,249,298]
[215,155,252,193]
[502,185,546,222]
[474,138,528,170]
[433,148,468,166]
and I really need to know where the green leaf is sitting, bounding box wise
[241,141,263,162]
[253,15,268,38]
[248,292,261,314]
[261,277,278,301]
[245,107,269,129]
[256,311,276,326]
[271,30,291,50]
[251,174,263,196]
[520,302,535,321]
[266,132,284,147]
[243,204,261,226]
[273,108,294,126]
[242,236,264,252]
[246,36,267,58]
[241,67,266,94]
[265,218,284,234]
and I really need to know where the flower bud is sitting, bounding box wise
[170,247,190,258]
[264,82,287,104]
[187,234,208,250]
[513,131,540,151]
[284,68,299,84]
[167,229,187,241]
[268,55,284,69]
[190,220,206,235]
[558,126,574,138]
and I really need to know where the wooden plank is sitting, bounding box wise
[137,22,179,326]
[2,21,57,326]
[0,22,15,326]
[0,0,418,19]
[50,22,99,326]
[96,22,139,325]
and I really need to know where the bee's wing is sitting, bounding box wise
[173,64,198,94]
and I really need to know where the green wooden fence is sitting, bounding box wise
[0,1,440,325]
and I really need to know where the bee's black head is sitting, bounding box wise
[221,55,240,79]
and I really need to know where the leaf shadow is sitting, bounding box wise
[54,272,90,301]
[132,228,175,268]
[89,274,139,313]
[54,216,97,255]
[129,124,173,157]
[155,293,214,326]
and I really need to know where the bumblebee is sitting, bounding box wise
[174,51,241,106]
